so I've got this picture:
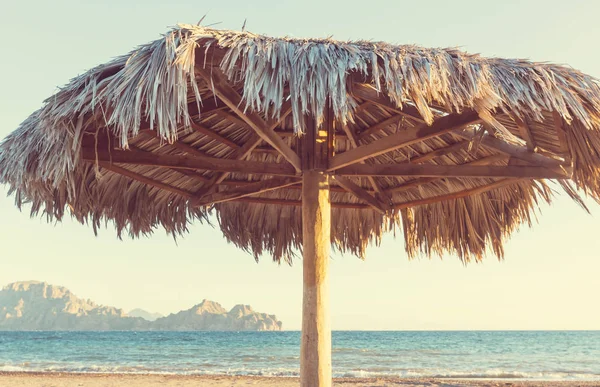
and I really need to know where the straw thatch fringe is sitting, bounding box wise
[1,24,600,262]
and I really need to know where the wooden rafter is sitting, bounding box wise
[228,197,369,209]
[351,83,425,123]
[253,147,281,155]
[82,148,297,176]
[340,122,392,204]
[385,155,509,194]
[137,97,224,132]
[97,162,194,198]
[394,178,521,210]
[333,176,390,214]
[401,141,469,164]
[336,162,568,179]
[195,103,293,197]
[329,111,481,170]
[127,138,211,188]
[189,121,240,149]
[358,115,403,140]
[196,67,302,171]
[194,178,301,206]
[456,127,566,168]
[552,111,570,158]
[273,129,347,139]
[512,115,536,151]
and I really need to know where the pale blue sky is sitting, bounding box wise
[0,0,599,330]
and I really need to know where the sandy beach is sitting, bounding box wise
[0,373,598,387]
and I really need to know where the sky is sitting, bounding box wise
[0,0,599,331]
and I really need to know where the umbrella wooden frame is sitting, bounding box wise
[76,66,571,387]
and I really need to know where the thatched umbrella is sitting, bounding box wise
[1,24,600,386]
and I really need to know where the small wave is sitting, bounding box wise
[1,363,599,381]
[336,368,600,380]
[0,365,29,372]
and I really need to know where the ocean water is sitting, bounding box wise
[0,331,599,380]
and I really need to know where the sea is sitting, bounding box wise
[0,331,599,381]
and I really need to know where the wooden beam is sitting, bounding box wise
[136,97,224,133]
[512,115,536,151]
[82,148,297,176]
[340,122,390,202]
[403,141,469,164]
[333,176,389,214]
[141,129,211,159]
[176,168,210,182]
[195,103,293,197]
[96,162,194,198]
[207,178,345,193]
[394,179,520,210]
[384,155,509,194]
[189,121,240,149]
[456,128,566,168]
[552,111,570,157]
[336,162,568,179]
[273,129,347,139]
[227,197,369,209]
[196,68,302,172]
[329,111,481,170]
[253,147,281,155]
[353,100,373,114]
[351,83,425,123]
[358,115,402,140]
[194,178,301,206]
[127,140,211,187]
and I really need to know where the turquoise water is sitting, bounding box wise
[0,331,599,380]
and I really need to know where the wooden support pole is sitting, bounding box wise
[301,170,332,387]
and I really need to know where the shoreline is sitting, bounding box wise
[1,372,599,387]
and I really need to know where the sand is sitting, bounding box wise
[0,373,598,387]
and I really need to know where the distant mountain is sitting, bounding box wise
[152,300,283,331]
[0,281,149,330]
[128,308,163,322]
[0,281,282,331]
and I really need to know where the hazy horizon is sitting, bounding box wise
[1,0,600,331]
